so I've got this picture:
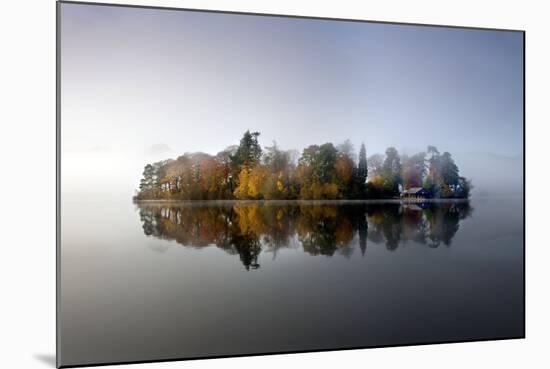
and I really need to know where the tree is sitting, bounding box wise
[247,165,268,199]
[357,143,368,184]
[214,149,234,198]
[296,143,340,199]
[348,142,368,198]
[231,131,263,199]
[335,154,354,195]
[367,154,383,178]
[455,177,473,198]
[381,147,402,196]
[439,152,459,187]
[423,147,461,197]
[337,139,355,160]
[263,142,289,171]
[425,146,441,190]
[315,143,338,182]
[233,168,251,199]
[139,164,156,197]
[232,130,262,170]
[335,139,360,198]
[402,152,426,189]
[260,142,297,199]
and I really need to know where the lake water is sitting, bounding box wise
[59,197,524,366]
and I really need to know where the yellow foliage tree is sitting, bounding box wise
[247,166,268,199]
[335,154,353,183]
[322,183,339,199]
[369,174,384,187]
[233,168,250,199]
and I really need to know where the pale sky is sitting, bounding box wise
[60,2,524,198]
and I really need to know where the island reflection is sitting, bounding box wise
[137,201,473,270]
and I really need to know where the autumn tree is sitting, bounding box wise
[232,131,263,199]
[296,143,339,199]
[261,142,297,199]
[335,153,353,186]
[233,169,251,199]
[335,145,355,197]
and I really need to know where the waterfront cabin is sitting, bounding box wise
[401,187,430,199]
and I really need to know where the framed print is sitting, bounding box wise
[57,1,525,367]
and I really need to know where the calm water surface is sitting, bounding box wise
[59,198,524,366]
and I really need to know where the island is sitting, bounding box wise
[134,130,472,201]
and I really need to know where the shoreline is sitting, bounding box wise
[133,198,471,205]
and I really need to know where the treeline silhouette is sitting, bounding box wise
[136,130,472,201]
[138,201,473,270]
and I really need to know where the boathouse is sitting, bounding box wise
[401,187,430,199]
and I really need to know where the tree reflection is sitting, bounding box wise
[137,201,473,270]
